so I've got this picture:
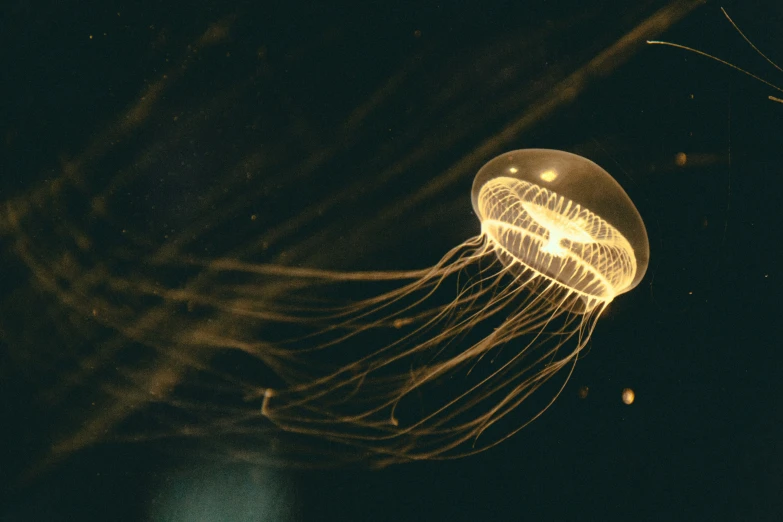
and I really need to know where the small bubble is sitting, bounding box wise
[675,152,687,167]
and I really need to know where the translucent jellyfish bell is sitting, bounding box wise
[472,149,649,311]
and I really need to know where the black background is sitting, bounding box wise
[2,0,782,520]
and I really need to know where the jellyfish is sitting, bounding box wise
[248,148,649,463]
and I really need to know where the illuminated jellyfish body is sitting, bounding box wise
[256,149,649,462]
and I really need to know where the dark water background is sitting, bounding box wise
[1,0,782,520]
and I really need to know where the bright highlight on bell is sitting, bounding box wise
[257,149,649,464]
